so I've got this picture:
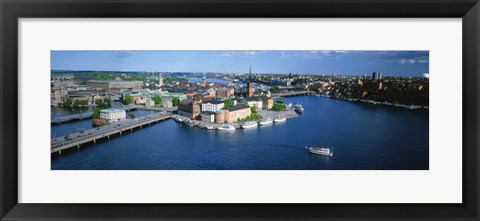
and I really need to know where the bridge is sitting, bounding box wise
[51,104,142,124]
[51,112,93,124]
[271,91,315,98]
[51,113,173,154]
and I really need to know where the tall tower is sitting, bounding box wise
[158,72,164,87]
[247,66,254,97]
[202,72,206,87]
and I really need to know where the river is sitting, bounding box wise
[51,96,429,170]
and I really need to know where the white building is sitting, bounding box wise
[201,100,224,112]
[100,108,126,123]
[246,98,263,111]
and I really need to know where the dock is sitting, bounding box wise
[51,113,173,154]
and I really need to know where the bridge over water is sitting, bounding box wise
[51,113,173,154]
[51,104,142,124]
[271,91,315,98]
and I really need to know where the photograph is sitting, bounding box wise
[50,50,429,170]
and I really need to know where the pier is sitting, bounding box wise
[272,91,315,98]
[51,113,173,154]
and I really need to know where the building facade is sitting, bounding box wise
[371,72,382,81]
[201,111,216,123]
[247,82,254,97]
[100,109,126,123]
[87,81,143,93]
[201,100,224,112]
[178,98,200,118]
[223,104,252,123]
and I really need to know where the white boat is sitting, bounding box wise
[294,104,304,113]
[218,125,235,131]
[305,146,333,156]
[259,118,273,125]
[274,117,286,123]
[206,125,215,130]
[175,117,183,123]
[241,122,258,129]
[286,102,293,109]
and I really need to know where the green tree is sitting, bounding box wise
[103,98,111,107]
[63,98,73,107]
[92,108,103,119]
[251,105,257,114]
[275,99,285,104]
[269,86,280,93]
[128,113,136,119]
[172,97,180,106]
[224,99,234,108]
[124,95,133,104]
[152,95,161,105]
[271,103,286,111]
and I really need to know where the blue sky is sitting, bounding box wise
[51,50,429,77]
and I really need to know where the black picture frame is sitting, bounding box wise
[1,0,479,220]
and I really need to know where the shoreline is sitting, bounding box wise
[314,94,429,110]
[173,109,299,130]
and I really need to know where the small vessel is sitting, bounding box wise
[241,121,258,129]
[305,146,333,156]
[259,118,273,125]
[274,116,286,123]
[175,117,183,123]
[286,102,293,109]
[294,104,304,113]
[185,119,194,127]
[218,125,235,131]
[206,125,215,130]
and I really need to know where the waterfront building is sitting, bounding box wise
[100,109,126,123]
[215,110,225,123]
[87,80,143,93]
[372,72,382,81]
[223,104,251,123]
[246,96,263,111]
[178,98,200,118]
[65,89,108,105]
[201,111,216,123]
[51,88,70,104]
[201,100,225,112]
[261,96,273,110]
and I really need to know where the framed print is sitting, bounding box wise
[1,0,479,220]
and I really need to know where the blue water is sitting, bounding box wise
[51,96,429,170]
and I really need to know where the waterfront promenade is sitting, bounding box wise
[51,112,173,154]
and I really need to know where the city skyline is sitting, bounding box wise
[51,50,429,77]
